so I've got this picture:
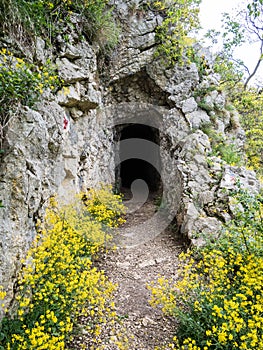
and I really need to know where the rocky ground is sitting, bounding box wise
[102,227,183,348]
[71,190,186,349]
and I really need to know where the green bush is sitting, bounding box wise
[0,0,119,51]
[233,87,263,175]
[0,48,59,144]
[150,0,201,65]
[214,143,242,166]
[0,48,58,110]
[201,126,242,166]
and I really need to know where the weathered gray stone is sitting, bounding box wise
[178,131,212,158]
[57,84,81,105]
[130,32,156,50]
[212,91,226,110]
[163,108,191,143]
[182,97,198,114]
[186,109,210,129]
[198,190,215,206]
[230,110,241,128]
[35,37,47,64]
[57,83,101,111]
[221,110,231,127]
[110,48,155,81]
[147,61,200,107]
[215,119,226,133]
[190,217,223,247]
[219,165,259,193]
[56,57,92,83]
[59,41,95,61]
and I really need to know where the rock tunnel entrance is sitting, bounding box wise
[117,124,161,193]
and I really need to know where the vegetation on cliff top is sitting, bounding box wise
[150,0,201,65]
[0,0,118,50]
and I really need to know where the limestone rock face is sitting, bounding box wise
[0,0,261,303]
[0,36,114,301]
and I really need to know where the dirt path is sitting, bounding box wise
[100,191,185,349]
[71,190,185,349]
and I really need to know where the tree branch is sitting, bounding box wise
[244,40,263,89]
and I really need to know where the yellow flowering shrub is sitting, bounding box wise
[0,47,59,137]
[0,187,127,349]
[83,185,126,228]
[149,188,263,349]
[151,0,201,64]
[233,87,263,175]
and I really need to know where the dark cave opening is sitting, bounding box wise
[119,124,161,192]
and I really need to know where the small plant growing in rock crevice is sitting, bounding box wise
[201,125,243,166]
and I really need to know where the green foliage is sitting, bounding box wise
[149,0,201,65]
[225,184,263,255]
[196,100,214,112]
[0,48,60,144]
[0,0,119,51]
[0,188,127,350]
[212,56,244,93]
[83,0,120,52]
[248,0,263,17]
[202,126,242,166]
[205,0,263,89]
[232,87,263,174]
[0,48,58,110]
[197,1,263,176]
[221,12,246,54]
[149,187,263,350]
[214,143,242,166]
[191,53,211,80]
[203,0,263,176]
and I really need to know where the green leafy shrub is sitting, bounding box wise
[150,0,201,65]
[0,48,58,109]
[149,188,263,349]
[206,63,263,176]
[202,126,242,166]
[202,1,263,176]
[233,87,263,174]
[0,0,119,51]
[0,48,59,143]
[214,143,242,166]
[0,188,127,350]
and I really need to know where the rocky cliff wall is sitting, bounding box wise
[0,0,260,303]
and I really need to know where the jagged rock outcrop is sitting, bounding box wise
[0,0,260,304]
